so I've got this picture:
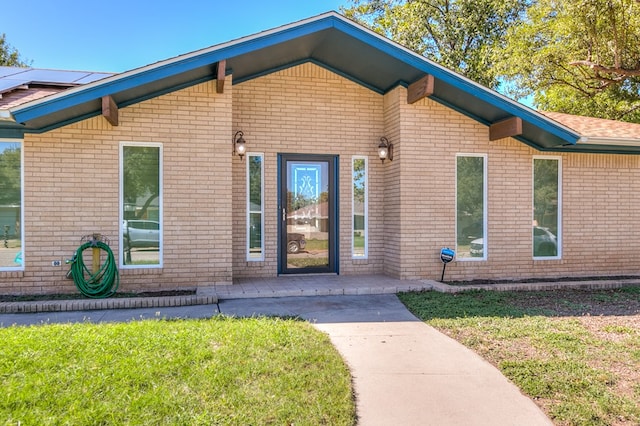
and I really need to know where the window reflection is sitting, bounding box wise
[456,155,486,259]
[0,142,22,269]
[121,145,161,267]
[533,158,560,257]
[248,154,264,260]
[352,157,367,258]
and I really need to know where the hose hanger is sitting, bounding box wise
[68,234,119,298]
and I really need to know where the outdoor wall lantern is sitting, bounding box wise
[233,130,247,160]
[378,137,393,163]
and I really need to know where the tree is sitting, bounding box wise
[0,33,29,67]
[342,0,531,89]
[498,0,640,122]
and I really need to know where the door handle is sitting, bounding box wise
[282,208,286,222]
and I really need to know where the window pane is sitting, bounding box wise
[122,145,161,266]
[0,142,22,269]
[249,212,262,255]
[247,154,264,260]
[249,155,262,208]
[456,155,485,259]
[533,158,559,257]
[352,157,367,258]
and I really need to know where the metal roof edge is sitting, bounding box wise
[326,14,581,146]
[8,12,343,124]
[5,11,581,147]
[578,136,640,146]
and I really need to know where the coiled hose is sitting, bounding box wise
[70,240,119,298]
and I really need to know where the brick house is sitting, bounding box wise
[1,12,640,295]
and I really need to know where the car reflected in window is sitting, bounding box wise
[122,220,160,249]
[470,226,557,258]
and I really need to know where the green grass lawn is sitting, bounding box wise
[399,288,640,426]
[0,317,355,425]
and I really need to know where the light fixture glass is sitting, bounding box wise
[378,137,393,163]
[233,131,246,160]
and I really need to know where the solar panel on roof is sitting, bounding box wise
[74,72,113,84]
[22,69,88,85]
[0,67,116,98]
[0,78,31,93]
[0,66,30,79]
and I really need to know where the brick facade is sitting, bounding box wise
[2,62,640,295]
[0,81,233,295]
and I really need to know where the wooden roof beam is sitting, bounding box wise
[490,116,522,141]
[407,74,434,104]
[216,59,226,94]
[101,95,119,126]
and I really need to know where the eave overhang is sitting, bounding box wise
[0,12,586,152]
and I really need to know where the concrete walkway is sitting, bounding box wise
[0,275,559,425]
[219,294,553,426]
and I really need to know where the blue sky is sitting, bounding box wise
[3,0,347,72]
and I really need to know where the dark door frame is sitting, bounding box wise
[277,153,339,275]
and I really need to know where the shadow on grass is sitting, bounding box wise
[398,285,640,319]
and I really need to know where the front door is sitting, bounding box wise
[278,154,338,274]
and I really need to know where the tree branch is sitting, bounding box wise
[569,60,640,77]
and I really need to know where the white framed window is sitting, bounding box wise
[0,139,23,271]
[247,153,264,261]
[352,156,368,258]
[456,154,487,260]
[533,156,562,259]
[119,142,163,268]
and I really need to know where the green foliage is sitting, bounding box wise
[0,33,29,67]
[0,143,21,205]
[343,0,640,122]
[342,0,531,89]
[0,317,355,425]
[398,290,538,318]
[498,0,640,122]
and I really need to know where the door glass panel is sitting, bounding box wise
[286,161,329,270]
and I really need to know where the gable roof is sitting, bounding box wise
[0,12,606,152]
[541,111,640,152]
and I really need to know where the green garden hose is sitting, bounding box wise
[70,240,119,298]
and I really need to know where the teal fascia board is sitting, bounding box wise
[329,18,580,145]
[10,17,339,127]
[7,14,581,147]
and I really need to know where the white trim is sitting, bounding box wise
[455,153,488,261]
[532,156,562,260]
[352,155,368,259]
[246,152,265,261]
[579,136,640,146]
[0,138,24,271]
[119,142,163,269]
